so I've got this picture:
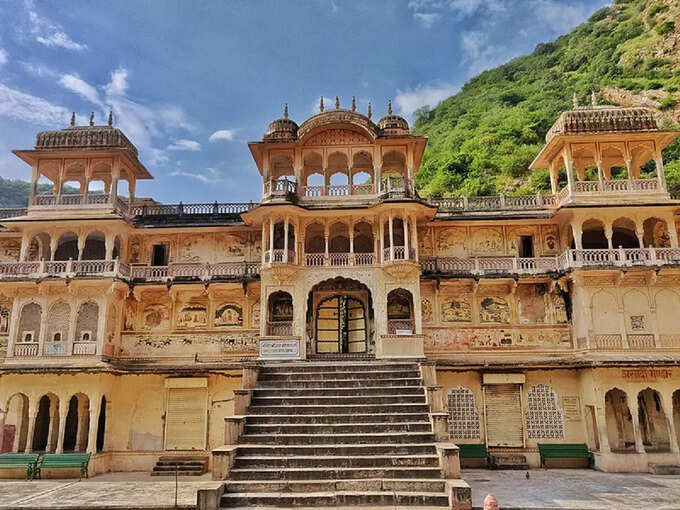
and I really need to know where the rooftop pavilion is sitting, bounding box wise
[530,92,680,205]
[12,112,152,219]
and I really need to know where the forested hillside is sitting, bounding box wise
[413,0,680,196]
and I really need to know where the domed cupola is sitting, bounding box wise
[377,101,409,135]
[263,104,298,142]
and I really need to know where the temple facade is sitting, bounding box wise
[0,97,679,479]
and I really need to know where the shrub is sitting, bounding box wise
[656,21,675,35]
[660,97,678,110]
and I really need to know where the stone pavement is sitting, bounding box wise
[0,472,221,509]
[1,469,680,509]
[465,469,680,509]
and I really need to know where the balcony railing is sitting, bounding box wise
[422,248,680,276]
[429,193,558,213]
[72,342,97,355]
[130,201,255,216]
[267,321,293,336]
[264,249,296,264]
[30,193,132,218]
[0,259,261,282]
[300,183,378,198]
[304,252,375,266]
[382,247,415,262]
[14,343,38,357]
[263,179,297,200]
[0,207,28,219]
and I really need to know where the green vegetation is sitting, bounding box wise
[0,177,33,207]
[414,0,680,197]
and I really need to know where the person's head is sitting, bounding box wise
[483,494,499,510]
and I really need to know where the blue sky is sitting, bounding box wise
[0,0,609,203]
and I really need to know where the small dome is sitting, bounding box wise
[263,104,298,142]
[377,101,409,135]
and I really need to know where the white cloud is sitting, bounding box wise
[459,30,511,74]
[310,96,336,114]
[21,61,58,78]
[0,49,7,67]
[104,68,128,97]
[532,0,591,33]
[0,83,70,126]
[170,167,221,184]
[54,67,196,167]
[395,82,459,119]
[413,12,441,28]
[167,139,201,151]
[27,2,87,51]
[58,74,103,106]
[209,129,237,142]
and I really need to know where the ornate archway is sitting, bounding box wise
[306,277,373,356]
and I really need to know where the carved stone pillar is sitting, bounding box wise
[388,213,394,261]
[605,226,613,250]
[402,217,409,260]
[86,397,101,454]
[56,399,68,453]
[628,394,645,454]
[283,217,289,263]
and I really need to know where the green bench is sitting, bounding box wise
[36,453,91,479]
[0,453,40,479]
[457,443,489,467]
[538,443,593,468]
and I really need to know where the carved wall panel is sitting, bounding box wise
[0,238,20,262]
[0,295,11,334]
[214,303,243,327]
[142,304,170,331]
[421,298,433,323]
[437,228,467,257]
[440,297,472,323]
[120,331,258,357]
[447,387,481,440]
[75,301,99,342]
[424,327,571,351]
[517,284,547,324]
[479,296,510,324]
[471,228,503,256]
[540,225,559,255]
[177,303,208,329]
[526,384,565,439]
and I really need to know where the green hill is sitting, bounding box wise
[413,0,680,197]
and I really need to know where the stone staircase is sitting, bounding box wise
[151,455,207,476]
[219,361,470,508]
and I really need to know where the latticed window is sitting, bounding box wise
[447,387,480,440]
[526,384,564,439]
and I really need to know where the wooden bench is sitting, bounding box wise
[0,454,40,479]
[457,443,488,467]
[538,443,593,468]
[36,453,91,479]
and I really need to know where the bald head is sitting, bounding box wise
[483,494,499,510]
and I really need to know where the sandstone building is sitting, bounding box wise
[0,98,679,504]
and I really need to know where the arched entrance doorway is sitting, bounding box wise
[307,277,373,356]
[316,295,366,354]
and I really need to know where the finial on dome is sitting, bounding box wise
[367,102,372,120]
[108,110,113,127]
[387,100,393,115]
[89,112,95,126]
[572,92,579,109]
[319,96,324,112]
[335,96,340,109]
[70,112,76,127]
[591,90,598,106]
[351,96,356,112]
[283,103,289,119]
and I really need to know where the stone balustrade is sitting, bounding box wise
[0,259,261,282]
[1,248,679,282]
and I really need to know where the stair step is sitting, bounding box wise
[253,386,424,397]
[261,363,419,373]
[240,432,436,445]
[245,413,431,424]
[220,491,449,507]
[649,463,680,475]
[244,422,431,434]
[251,395,425,406]
[224,478,447,493]
[228,467,443,481]
[248,403,430,415]
[150,470,204,476]
[258,370,421,381]
[256,378,423,389]
[235,444,438,457]
[233,454,440,469]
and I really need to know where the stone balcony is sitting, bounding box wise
[422,247,680,277]
[0,259,261,282]
[29,193,133,217]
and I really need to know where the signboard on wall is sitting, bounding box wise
[621,368,672,383]
[260,339,300,359]
[561,396,581,421]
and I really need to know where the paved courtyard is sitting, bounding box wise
[0,469,679,509]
